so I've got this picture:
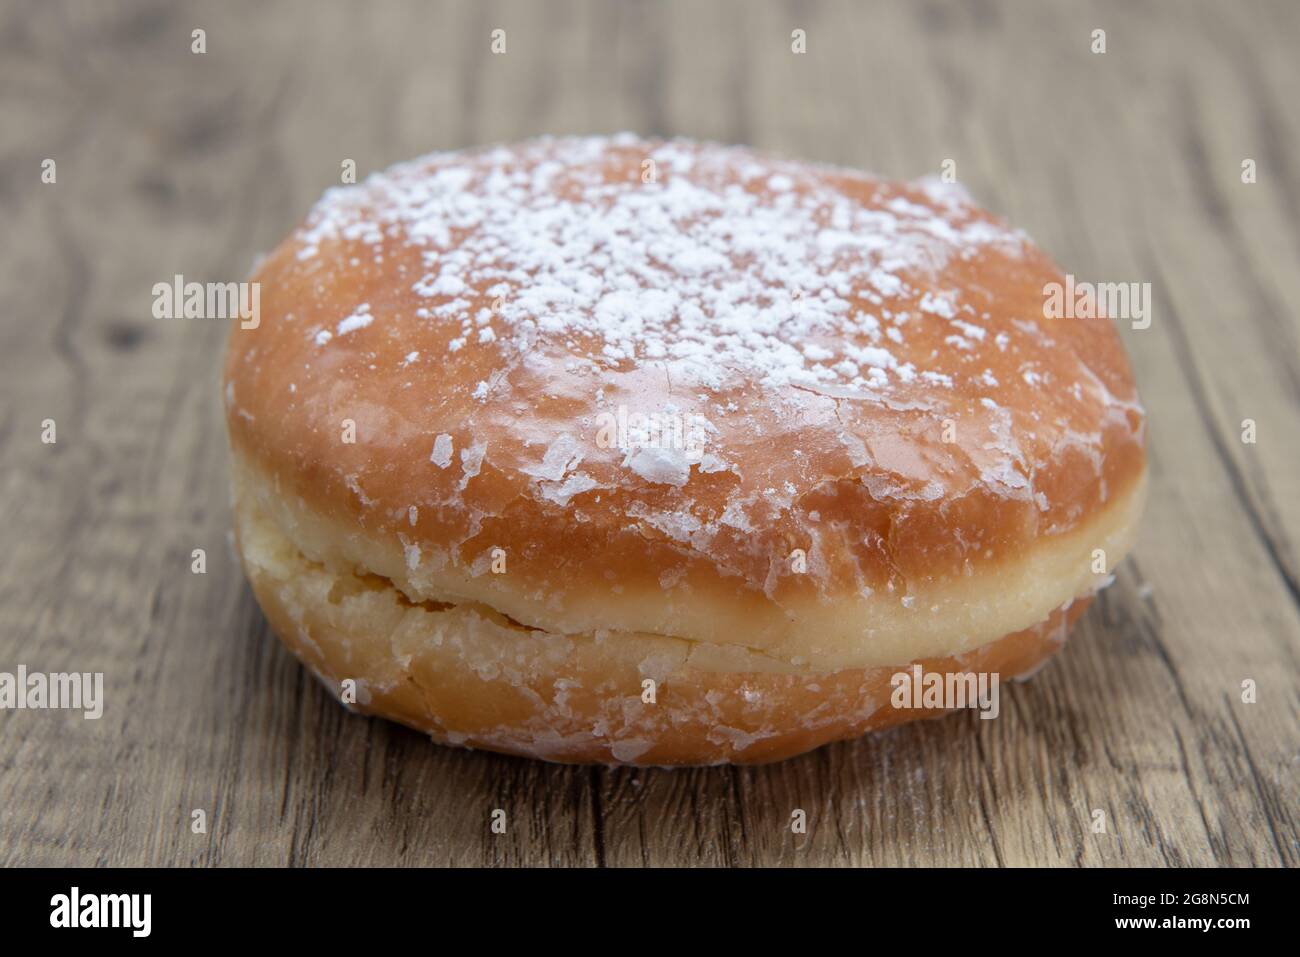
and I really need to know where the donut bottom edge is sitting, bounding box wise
[236,496,1093,766]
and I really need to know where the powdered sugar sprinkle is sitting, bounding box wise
[294,135,1028,395]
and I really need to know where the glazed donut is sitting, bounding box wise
[223,135,1146,765]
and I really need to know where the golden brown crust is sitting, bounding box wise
[223,135,1146,763]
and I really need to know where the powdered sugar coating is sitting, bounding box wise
[298,134,1029,396]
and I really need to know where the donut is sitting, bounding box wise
[223,135,1146,765]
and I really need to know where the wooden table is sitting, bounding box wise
[1,0,1296,867]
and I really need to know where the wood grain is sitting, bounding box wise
[0,0,1296,867]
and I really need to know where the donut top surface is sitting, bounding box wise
[225,135,1145,632]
